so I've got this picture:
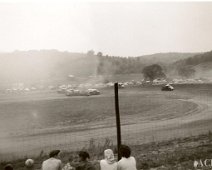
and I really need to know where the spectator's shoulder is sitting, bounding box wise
[118,158,124,162]
[131,156,136,161]
[100,159,105,164]
[42,159,48,164]
[117,158,123,166]
[54,158,62,165]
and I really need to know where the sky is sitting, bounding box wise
[0,1,212,56]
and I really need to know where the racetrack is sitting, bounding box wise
[0,84,212,160]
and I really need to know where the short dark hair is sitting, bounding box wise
[78,151,90,161]
[4,164,13,170]
[119,145,131,158]
[49,150,60,158]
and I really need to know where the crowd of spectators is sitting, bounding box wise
[3,145,137,170]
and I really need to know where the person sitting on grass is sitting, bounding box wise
[70,151,96,170]
[42,150,62,170]
[4,164,13,170]
[117,145,137,170]
[100,149,117,170]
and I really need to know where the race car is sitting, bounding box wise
[161,84,174,91]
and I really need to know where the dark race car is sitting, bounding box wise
[161,84,174,91]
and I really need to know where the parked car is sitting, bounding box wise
[57,87,67,94]
[66,89,90,96]
[87,89,100,95]
[65,89,74,96]
[118,83,125,88]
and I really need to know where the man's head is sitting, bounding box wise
[78,151,90,162]
[119,145,131,158]
[25,159,34,169]
[4,164,13,170]
[49,150,60,158]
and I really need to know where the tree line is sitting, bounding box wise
[90,51,166,81]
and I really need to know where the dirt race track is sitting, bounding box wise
[0,84,212,160]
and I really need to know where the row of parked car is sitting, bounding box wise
[57,87,100,96]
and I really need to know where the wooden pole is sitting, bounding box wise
[114,82,122,160]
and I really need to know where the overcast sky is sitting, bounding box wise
[0,1,212,56]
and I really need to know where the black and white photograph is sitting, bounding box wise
[0,0,212,169]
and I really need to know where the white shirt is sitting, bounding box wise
[117,156,137,170]
[42,158,62,170]
[100,159,117,170]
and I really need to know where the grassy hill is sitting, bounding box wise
[175,50,212,66]
[171,50,212,79]
[138,52,199,65]
[0,50,209,86]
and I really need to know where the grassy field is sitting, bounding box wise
[1,132,212,170]
[0,84,212,161]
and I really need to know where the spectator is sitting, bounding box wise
[117,145,137,170]
[70,151,95,170]
[42,150,62,170]
[100,149,117,170]
[4,164,13,170]
[25,159,34,170]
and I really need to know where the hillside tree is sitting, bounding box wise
[97,52,103,57]
[87,50,95,56]
[142,64,166,81]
